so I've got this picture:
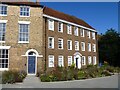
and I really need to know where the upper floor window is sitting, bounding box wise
[58,38,63,49]
[68,56,72,66]
[48,37,54,49]
[88,56,92,65]
[87,31,91,38]
[92,32,95,39]
[58,22,63,33]
[20,6,30,17]
[88,43,91,52]
[19,24,29,43]
[48,19,54,31]
[0,4,7,16]
[93,56,97,65]
[74,27,78,36]
[58,55,64,67]
[81,42,85,51]
[92,44,96,52]
[67,40,72,50]
[0,23,6,42]
[75,41,79,51]
[80,28,84,37]
[48,55,54,67]
[82,56,86,65]
[67,24,72,34]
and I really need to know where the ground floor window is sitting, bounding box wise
[48,55,54,67]
[58,55,64,67]
[93,56,97,65]
[68,56,72,66]
[0,49,9,69]
[82,56,86,65]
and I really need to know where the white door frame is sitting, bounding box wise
[74,52,82,69]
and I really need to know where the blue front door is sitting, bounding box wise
[28,56,36,74]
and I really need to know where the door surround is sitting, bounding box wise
[74,52,82,69]
[22,49,43,75]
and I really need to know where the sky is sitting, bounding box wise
[40,2,118,34]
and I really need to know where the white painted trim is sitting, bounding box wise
[43,14,97,32]
[18,41,29,44]
[74,54,82,69]
[18,21,30,24]
[0,46,11,49]
[0,20,8,23]
[0,68,8,71]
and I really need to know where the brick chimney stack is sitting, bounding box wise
[36,0,40,4]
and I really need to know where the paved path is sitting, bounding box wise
[1,74,119,88]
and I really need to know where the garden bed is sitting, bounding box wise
[2,70,27,84]
[39,64,120,82]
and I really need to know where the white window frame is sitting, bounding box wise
[88,43,91,52]
[58,38,63,49]
[88,56,92,65]
[18,23,30,43]
[80,28,84,37]
[68,56,72,66]
[82,56,86,65]
[0,22,6,43]
[0,46,11,71]
[67,40,72,50]
[92,44,96,52]
[75,41,79,51]
[58,55,64,67]
[48,55,54,67]
[48,37,54,49]
[81,42,85,51]
[87,31,91,38]
[93,56,97,65]
[67,24,72,34]
[92,32,96,39]
[20,6,30,17]
[0,4,7,16]
[74,27,78,36]
[48,19,54,31]
[58,22,63,33]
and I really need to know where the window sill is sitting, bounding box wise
[0,68,8,71]
[18,41,29,44]
[19,16,30,17]
[0,14,7,16]
[0,41,5,43]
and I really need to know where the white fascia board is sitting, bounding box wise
[18,21,31,24]
[0,20,8,23]
[43,14,97,32]
[0,46,11,49]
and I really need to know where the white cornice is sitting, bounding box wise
[43,14,97,32]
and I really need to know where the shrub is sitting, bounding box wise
[2,70,27,84]
[78,70,86,79]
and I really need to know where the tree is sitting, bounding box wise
[98,28,120,67]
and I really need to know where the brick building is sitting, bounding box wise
[0,1,98,75]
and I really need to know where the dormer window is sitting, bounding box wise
[0,4,7,16]
[20,6,30,17]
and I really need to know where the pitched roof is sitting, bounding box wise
[0,1,43,7]
[43,7,95,30]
